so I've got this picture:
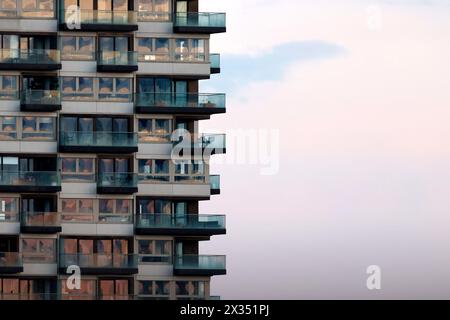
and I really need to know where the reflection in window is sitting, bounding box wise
[0,116,17,140]
[99,198,132,223]
[176,281,205,298]
[61,158,94,181]
[21,117,55,140]
[138,118,170,143]
[21,0,55,18]
[0,75,18,99]
[137,0,170,21]
[21,238,56,263]
[138,159,169,182]
[0,197,18,222]
[61,198,94,223]
[138,240,172,263]
[61,279,95,300]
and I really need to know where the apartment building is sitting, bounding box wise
[0,0,226,300]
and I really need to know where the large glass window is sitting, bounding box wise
[21,117,55,140]
[99,198,132,223]
[61,198,94,223]
[176,281,206,298]
[138,159,169,182]
[138,118,171,143]
[61,36,95,60]
[0,197,18,222]
[0,0,17,18]
[138,239,171,263]
[0,75,18,99]
[137,37,170,61]
[137,0,170,21]
[21,0,54,18]
[99,77,131,101]
[138,280,170,299]
[61,279,95,300]
[175,161,206,183]
[21,238,56,263]
[0,116,17,140]
[61,158,95,181]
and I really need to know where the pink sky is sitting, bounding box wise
[199,0,450,299]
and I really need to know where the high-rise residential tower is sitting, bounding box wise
[0,0,226,300]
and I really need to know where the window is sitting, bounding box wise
[0,0,17,18]
[138,240,171,263]
[137,38,170,61]
[61,198,94,223]
[138,159,169,182]
[137,0,170,21]
[61,36,95,60]
[61,158,95,181]
[0,116,17,140]
[137,199,171,214]
[21,0,54,18]
[0,197,18,222]
[21,116,55,140]
[138,280,170,299]
[21,238,56,263]
[61,279,95,300]
[175,161,206,183]
[175,38,206,62]
[99,77,131,101]
[62,76,95,101]
[176,281,206,299]
[0,75,18,99]
[138,118,171,143]
[99,198,132,223]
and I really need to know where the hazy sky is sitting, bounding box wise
[198,0,450,299]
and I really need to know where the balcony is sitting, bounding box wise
[0,49,61,71]
[173,134,226,157]
[59,9,138,32]
[135,93,225,115]
[210,54,220,74]
[0,171,61,193]
[0,252,23,274]
[135,214,226,236]
[20,212,61,234]
[173,12,226,34]
[210,175,220,195]
[97,51,138,72]
[173,255,226,276]
[59,131,138,154]
[97,172,138,194]
[59,253,138,275]
[20,90,61,112]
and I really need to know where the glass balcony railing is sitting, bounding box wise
[20,90,61,106]
[210,53,220,71]
[0,171,61,189]
[0,212,18,222]
[135,93,225,112]
[59,131,138,149]
[0,49,60,65]
[0,252,22,269]
[59,253,138,270]
[136,214,225,231]
[59,9,137,26]
[21,212,60,228]
[98,51,138,66]
[97,172,138,189]
[174,12,226,32]
[174,255,226,274]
